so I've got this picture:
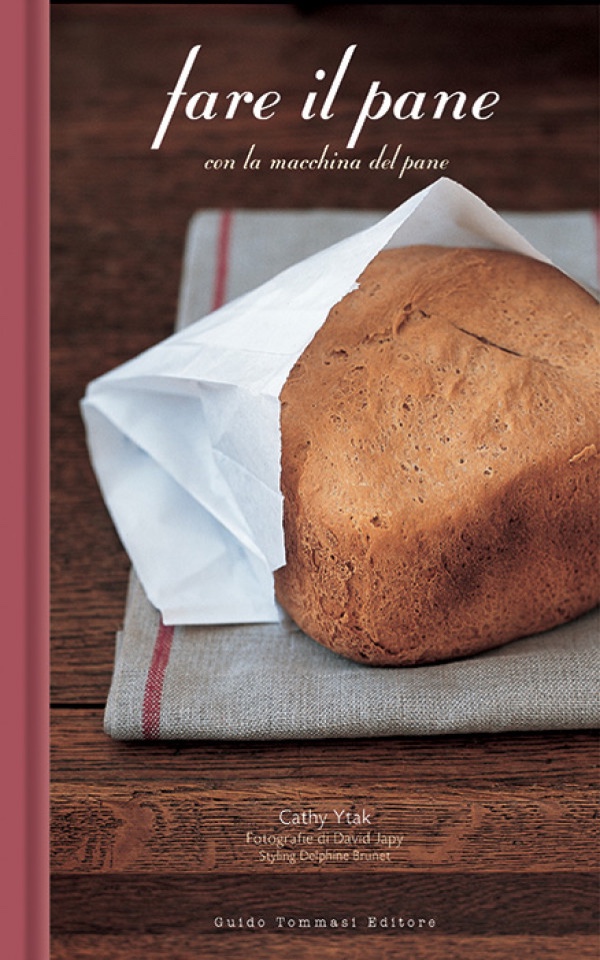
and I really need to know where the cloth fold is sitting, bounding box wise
[103,207,599,740]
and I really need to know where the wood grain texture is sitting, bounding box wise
[50,934,600,960]
[50,873,597,935]
[51,781,598,874]
[51,5,600,958]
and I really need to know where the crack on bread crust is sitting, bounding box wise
[453,324,524,359]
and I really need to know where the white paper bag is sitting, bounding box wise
[81,177,557,625]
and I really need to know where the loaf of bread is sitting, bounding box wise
[274,246,599,665]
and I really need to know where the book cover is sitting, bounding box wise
[48,4,598,959]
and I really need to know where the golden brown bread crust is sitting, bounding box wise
[274,246,600,665]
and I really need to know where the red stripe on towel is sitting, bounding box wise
[141,209,234,739]
[141,621,174,740]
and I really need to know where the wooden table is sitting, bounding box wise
[51,5,599,958]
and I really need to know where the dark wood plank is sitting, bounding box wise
[51,711,599,788]
[51,781,598,874]
[50,933,600,960]
[50,873,598,935]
